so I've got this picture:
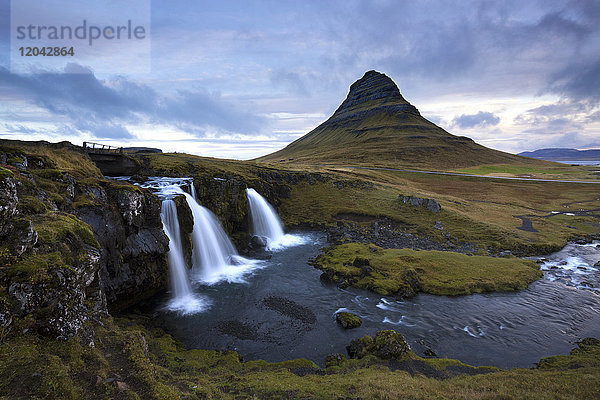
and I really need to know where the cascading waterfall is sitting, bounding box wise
[161,200,192,299]
[182,192,262,284]
[246,188,285,243]
[159,186,209,315]
[246,188,306,250]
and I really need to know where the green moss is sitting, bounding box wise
[1,317,600,399]
[72,193,97,209]
[16,195,49,214]
[0,166,13,178]
[6,156,24,164]
[10,252,65,283]
[336,312,362,329]
[313,243,542,296]
[33,212,100,250]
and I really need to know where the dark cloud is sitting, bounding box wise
[0,64,266,139]
[453,111,500,129]
[547,58,600,102]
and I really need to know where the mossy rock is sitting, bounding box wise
[347,330,410,360]
[335,312,362,329]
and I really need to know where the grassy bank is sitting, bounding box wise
[0,317,598,399]
[312,243,543,296]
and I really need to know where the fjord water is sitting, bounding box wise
[151,235,600,369]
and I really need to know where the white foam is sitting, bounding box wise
[266,233,309,251]
[383,316,416,327]
[164,293,211,315]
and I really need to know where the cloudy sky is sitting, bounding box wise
[1,0,599,159]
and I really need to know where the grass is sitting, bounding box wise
[1,141,102,179]
[0,316,599,399]
[127,151,600,255]
[455,163,600,180]
[312,243,542,296]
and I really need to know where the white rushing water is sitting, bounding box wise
[246,188,306,250]
[537,241,600,292]
[183,192,262,285]
[160,196,210,315]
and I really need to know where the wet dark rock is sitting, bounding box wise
[76,184,169,311]
[249,235,268,249]
[353,256,372,275]
[558,261,568,266]
[423,348,437,358]
[173,195,193,268]
[335,312,362,329]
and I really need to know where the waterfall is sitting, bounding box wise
[246,188,285,243]
[246,188,306,250]
[183,192,261,284]
[161,200,193,298]
[160,197,209,314]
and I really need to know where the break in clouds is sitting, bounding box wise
[0,63,266,140]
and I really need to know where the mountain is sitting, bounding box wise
[258,70,549,169]
[518,148,600,161]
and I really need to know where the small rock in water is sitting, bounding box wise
[558,261,568,266]
[336,312,362,329]
[249,235,268,249]
[423,348,437,358]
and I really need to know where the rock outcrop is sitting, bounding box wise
[76,184,169,310]
[346,330,411,360]
[0,140,169,340]
[398,195,441,213]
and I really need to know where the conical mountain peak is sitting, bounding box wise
[258,70,535,169]
[329,70,420,123]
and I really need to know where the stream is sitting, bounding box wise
[147,233,600,369]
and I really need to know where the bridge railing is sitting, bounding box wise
[83,142,123,154]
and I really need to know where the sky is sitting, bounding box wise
[1,0,599,160]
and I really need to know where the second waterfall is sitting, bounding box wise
[246,188,306,250]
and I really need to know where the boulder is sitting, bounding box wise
[325,353,346,368]
[398,195,441,213]
[347,330,411,360]
[353,256,372,275]
[249,235,268,249]
[335,312,362,329]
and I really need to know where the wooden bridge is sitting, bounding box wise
[83,142,138,176]
[83,142,124,154]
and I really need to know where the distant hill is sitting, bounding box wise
[258,70,550,170]
[518,148,600,161]
[123,147,162,154]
